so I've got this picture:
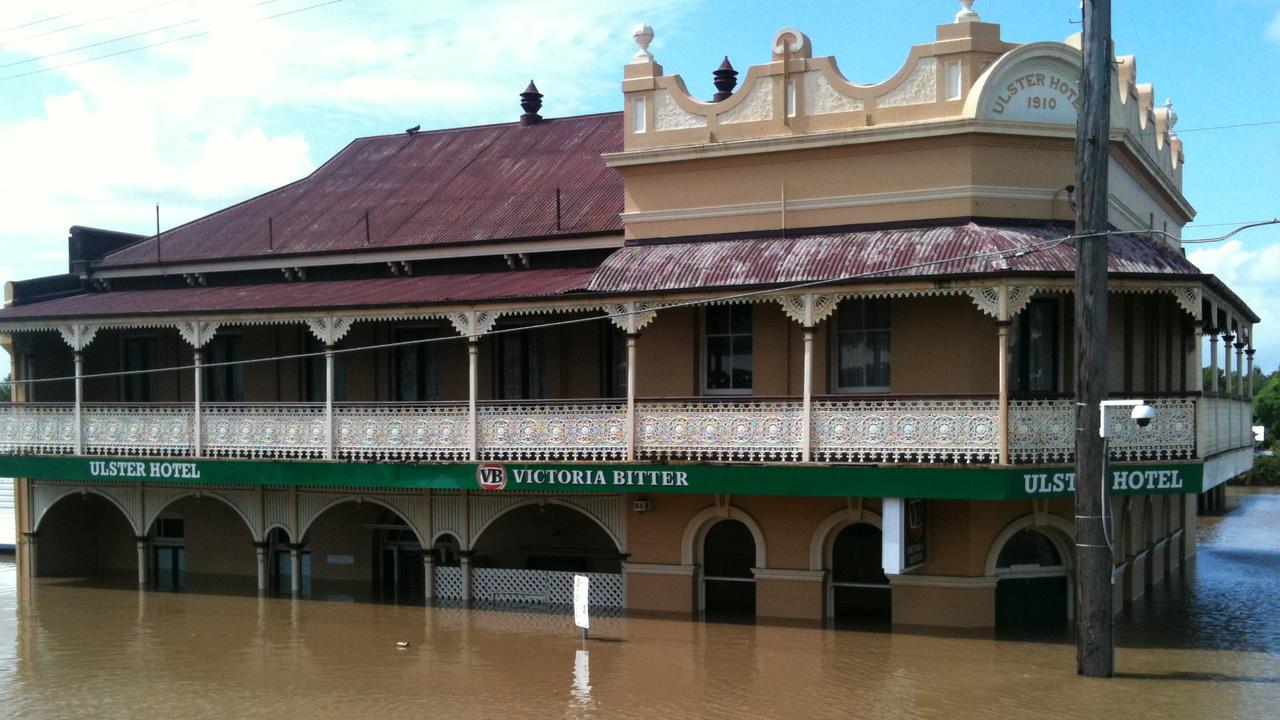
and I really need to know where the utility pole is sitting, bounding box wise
[1074,0,1114,678]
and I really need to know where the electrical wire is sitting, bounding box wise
[2,231,1075,387]
[0,0,345,82]
[2,220,1272,389]
[0,0,288,71]
[0,12,70,34]
[0,1,179,48]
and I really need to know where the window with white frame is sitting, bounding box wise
[833,299,891,393]
[702,305,752,394]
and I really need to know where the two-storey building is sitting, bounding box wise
[0,5,1259,628]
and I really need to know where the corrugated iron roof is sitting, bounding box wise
[0,223,1225,324]
[0,268,597,320]
[587,223,1203,292]
[97,113,624,268]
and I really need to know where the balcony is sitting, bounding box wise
[0,394,1247,466]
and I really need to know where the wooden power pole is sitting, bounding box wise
[1074,0,1114,678]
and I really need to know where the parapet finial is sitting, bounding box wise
[712,57,738,102]
[1164,98,1178,130]
[955,0,980,23]
[631,23,654,62]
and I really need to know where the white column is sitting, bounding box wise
[626,333,638,461]
[468,339,479,461]
[1234,342,1244,400]
[135,537,148,586]
[254,543,267,592]
[73,351,84,455]
[801,328,814,463]
[997,322,1011,464]
[1190,325,1203,392]
[289,546,302,595]
[459,553,472,603]
[1222,331,1234,398]
[423,553,435,603]
[324,344,335,460]
[1208,332,1219,394]
[193,349,203,457]
[1246,348,1256,398]
[881,498,904,575]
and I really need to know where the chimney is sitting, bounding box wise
[520,80,543,125]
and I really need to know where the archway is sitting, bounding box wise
[35,493,136,580]
[145,495,258,593]
[991,527,1071,628]
[701,520,757,616]
[300,500,424,603]
[829,523,890,623]
[469,503,623,607]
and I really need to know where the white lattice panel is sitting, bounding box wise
[337,404,468,462]
[83,405,191,457]
[435,565,463,600]
[813,398,998,463]
[204,404,325,459]
[0,405,76,454]
[479,403,626,461]
[637,401,804,462]
[472,568,623,608]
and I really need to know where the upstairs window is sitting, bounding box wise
[204,335,244,403]
[121,335,157,403]
[394,327,439,401]
[1010,298,1060,393]
[495,325,544,400]
[601,325,627,399]
[833,299,891,393]
[702,305,752,394]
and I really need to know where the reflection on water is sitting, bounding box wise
[3,488,1280,719]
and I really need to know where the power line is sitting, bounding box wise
[0,0,344,82]
[0,0,288,70]
[1176,119,1280,134]
[2,222,1270,388]
[0,1,179,48]
[0,12,70,34]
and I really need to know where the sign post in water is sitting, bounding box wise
[573,574,590,641]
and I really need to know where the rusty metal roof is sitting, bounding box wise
[1,223,1238,325]
[588,223,1204,293]
[97,113,624,268]
[0,268,597,321]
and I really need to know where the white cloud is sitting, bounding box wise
[0,0,694,380]
[1188,238,1280,372]
[1268,9,1280,43]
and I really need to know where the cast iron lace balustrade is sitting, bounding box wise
[337,403,469,462]
[478,402,626,461]
[0,404,76,454]
[812,398,1000,463]
[83,404,192,457]
[1009,397,1199,463]
[636,400,805,462]
[204,403,326,459]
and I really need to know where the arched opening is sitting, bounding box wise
[269,527,308,596]
[430,532,463,602]
[147,495,257,594]
[994,528,1069,628]
[470,503,622,607]
[301,500,423,603]
[702,519,756,616]
[830,523,890,624]
[35,493,135,581]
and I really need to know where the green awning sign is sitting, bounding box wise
[0,454,1206,500]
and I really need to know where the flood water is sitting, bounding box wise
[2,489,1279,719]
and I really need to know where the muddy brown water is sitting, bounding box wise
[2,488,1279,719]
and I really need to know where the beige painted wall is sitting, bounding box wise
[161,496,256,577]
[892,583,995,628]
[756,578,824,620]
[626,572,695,614]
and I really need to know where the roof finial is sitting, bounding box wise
[1165,98,1178,130]
[712,57,738,102]
[520,80,543,126]
[955,0,980,23]
[631,23,654,62]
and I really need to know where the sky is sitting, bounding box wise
[0,0,1278,377]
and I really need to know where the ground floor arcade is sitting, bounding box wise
[11,456,1228,629]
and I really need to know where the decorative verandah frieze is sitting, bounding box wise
[0,279,1227,468]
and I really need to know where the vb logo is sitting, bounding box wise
[477,463,506,491]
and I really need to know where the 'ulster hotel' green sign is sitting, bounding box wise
[0,455,1207,500]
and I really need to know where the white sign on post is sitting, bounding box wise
[573,574,590,632]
